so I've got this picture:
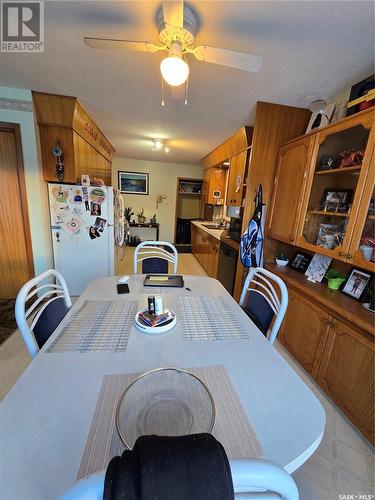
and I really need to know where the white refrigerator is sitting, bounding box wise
[48,183,124,295]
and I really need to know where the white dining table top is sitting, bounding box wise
[0,275,325,500]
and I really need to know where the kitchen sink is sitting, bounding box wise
[202,224,223,229]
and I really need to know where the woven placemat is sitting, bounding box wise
[77,365,262,479]
[47,300,138,353]
[177,296,249,340]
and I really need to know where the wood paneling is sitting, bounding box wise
[278,288,330,377]
[268,136,313,243]
[0,124,34,298]
[201,127,252,169]
[317,320,374,444]
[233,102,311,300]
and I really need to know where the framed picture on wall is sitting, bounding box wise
[118,171,149,195]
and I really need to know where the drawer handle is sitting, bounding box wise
[347,254,353,259]
[339,251,346,257]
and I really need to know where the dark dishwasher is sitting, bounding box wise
[216,241,238,295]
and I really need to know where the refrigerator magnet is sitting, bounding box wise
[90,188,106,204]
[94,217,107,233]
[91,202,101,216]
[89,226,100,239]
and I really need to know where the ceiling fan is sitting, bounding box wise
[83,0,263,90]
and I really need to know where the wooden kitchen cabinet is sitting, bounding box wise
[272,263,374,444]
[227,150,248,206]
[191,224,220,278]
[203,167,226,205]
[268,136,313,243]
[317,319,374,444]
[278,289,330,378]
[295,109,374,268]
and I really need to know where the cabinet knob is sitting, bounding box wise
[339,252,346,257]
[347,254,353,259]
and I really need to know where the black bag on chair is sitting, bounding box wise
[104,433,234,500]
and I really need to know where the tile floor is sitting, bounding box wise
[0,252,373,499]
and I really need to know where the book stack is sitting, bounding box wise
[138,310,174,328]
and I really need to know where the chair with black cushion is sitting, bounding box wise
[15,269,72,358]
[239,267,288,344]
[133,241,178,274]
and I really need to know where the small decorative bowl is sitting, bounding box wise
[275,258,289,267]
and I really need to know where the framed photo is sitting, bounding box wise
[320,189,353,213]
[289,252,312,273]
[315,223,340,249]
[342,269,371,300]
[305,253,332,283]
[118,171,149,195]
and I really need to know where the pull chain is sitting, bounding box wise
[161,76,165,107]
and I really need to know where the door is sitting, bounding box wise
[268,136,313,243]
[278,289,330,377]
[346,147,375,272]
[0,124,34,298]
[48,184,113,295]
[227,151,247,206]
[317,319,374,444]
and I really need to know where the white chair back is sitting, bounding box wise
[59,458,298,500]
[239,267,288,344]
[15,269,72,358]
[133,241,178,274]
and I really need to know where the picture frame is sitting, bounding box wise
[342,269,371,301]
[118,171,149,195]
[320,188,353,213]
[305,103,335,134]
[289,252,312,273]
[305,253,332,283]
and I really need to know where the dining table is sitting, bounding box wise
[0,274,325,500]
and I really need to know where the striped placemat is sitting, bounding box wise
[177,296,249,340]
[77,365,263,479]
[47,300,138,353]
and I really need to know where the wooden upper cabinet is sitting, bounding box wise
[278,288,330,378]
[268,136,313,243]
[203,167,226,205]
[317,319,375,444]
[227,150,248,206]
[33,92,115,185]
[295,109,374,263]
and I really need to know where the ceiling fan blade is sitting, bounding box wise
[162,1,184,29]
[83,37,165,53]
[193,46,263,72]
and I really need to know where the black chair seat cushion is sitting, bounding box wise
[243,290,275,337]
[104,433,234,500]
[142,257,169,274]
[33,297,69,348]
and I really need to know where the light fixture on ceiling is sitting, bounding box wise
[160,41,189,87]
[152,139,170,153]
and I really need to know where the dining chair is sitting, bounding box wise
[239,267,288,344]
[60,458,299,499]
[133,240,178,274]
[15,269,72,358]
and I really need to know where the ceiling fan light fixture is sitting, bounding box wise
[153,139,164,151]
[160,55,189,87]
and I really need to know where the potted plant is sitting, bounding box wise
[363,282,375,312]
[124,206,134,223]
[135,208,146,224]
[150,213,157,224]
[275,252,289,267]
[325,269,346,291]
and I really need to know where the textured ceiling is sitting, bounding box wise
[1,1,374,164]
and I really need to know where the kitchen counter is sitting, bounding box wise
[191,220,225,240]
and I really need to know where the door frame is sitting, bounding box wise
[0,122,34,281]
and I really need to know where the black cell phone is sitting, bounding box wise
[117,283,130,294]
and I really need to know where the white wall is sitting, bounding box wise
[0,86,52,275]
[112,158,202,242]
